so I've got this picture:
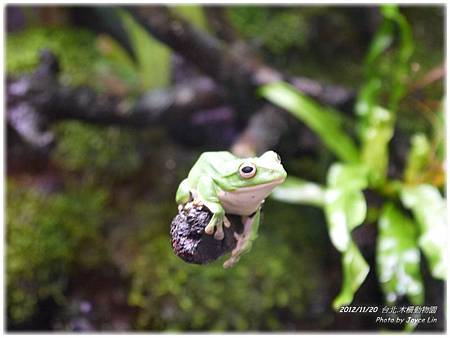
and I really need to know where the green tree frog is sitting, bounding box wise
[176,150,287,267]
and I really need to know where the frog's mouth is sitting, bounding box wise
[237,177,286,191]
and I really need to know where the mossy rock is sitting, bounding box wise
[6,26,100,86]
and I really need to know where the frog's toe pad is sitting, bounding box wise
[214,228,224,240]
[223,256,239,269]
[204,224,215,235]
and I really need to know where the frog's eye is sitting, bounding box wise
[276,153,281,163]
[239,162,256,179]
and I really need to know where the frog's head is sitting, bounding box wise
[218,151,287,190]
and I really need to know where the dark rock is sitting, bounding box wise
[170,205,242,265]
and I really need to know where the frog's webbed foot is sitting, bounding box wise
[204,214,230,240]
[223,228,252,268]
[223,210,261,269]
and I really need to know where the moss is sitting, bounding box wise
[228,7,308,54]
[227,7,365,86]
[6,27,101,86]
[52,121,142,178]
[6,180,109,324]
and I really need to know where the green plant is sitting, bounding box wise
[260,4,445,323]
[97,6,207,92]
[6,180,109,324]
[6,27,100,86]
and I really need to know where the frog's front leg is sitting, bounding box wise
[197,176,229,240]
[175,178,191,206]
[223,208,261,268]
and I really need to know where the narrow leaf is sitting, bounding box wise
[325,188,367,252]
[404,133,431,183]
[400,184,447,279]
[322,163,370,308]
[332,241,370,310]
[172,5,208,31]
[359,105,395,187]
[96,34,140,86]
[324,163,368,251]
[118,10,171,90]
[270,176,325,207]
[377,203,424,305]
[356,5,414,187]
[327,163,368,191]
[260,82,359,163]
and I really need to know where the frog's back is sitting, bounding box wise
[198,151,236,164]
[188,151,237,184]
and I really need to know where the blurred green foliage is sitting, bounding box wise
[270,176,325,207]
[376,203,423,305]
[228,7,366,87]
[228,7,308,54]
[125,201,325,331]
[6,27,100,86]
[117,10,171,91]
[262,5,445,324]
[323,164,370,309]
[400,184,447,280]
[403,133,431,184]
[260,82,359,163]
[172,5,208,31]
[7,180,109,323]
[355,6,413,187]
[52,121,142,178]
[98,6,207,93]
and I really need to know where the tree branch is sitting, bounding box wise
[231,105,289,157]
[6,50,226,148]
[204,6,239,43]
[126,6,355,110]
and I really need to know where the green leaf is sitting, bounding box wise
[357,4,413,114]
[324,163,368,251]
[325,189,367,251]
[355,5,414,187]
[359,105,395,187]
[376,203,424,305]
[270,176,325,207]
[97,34,136,72]
[260,82,359,163]
[96,34,140,85]
[322,164,370,309]
[269,165,371,310]
[171,5,208,31]
[118,10,171,90]
[400,185,447,279]
[363,20,393,71]
[327,163,369,191]
[332,241,370,310]
[381,5,413,63]
[404,133,431,183]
